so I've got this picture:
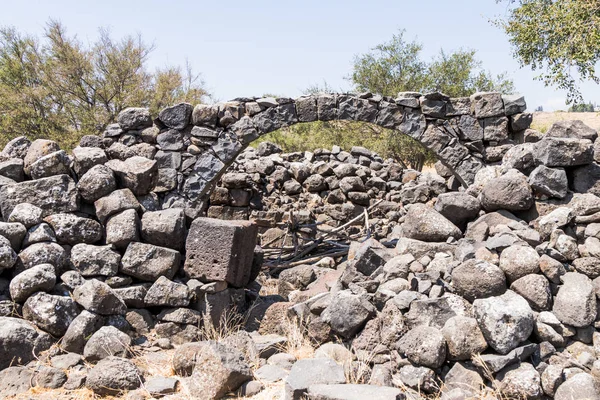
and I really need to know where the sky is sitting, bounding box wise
[0,0,597,111]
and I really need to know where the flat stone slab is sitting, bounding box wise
[307,384,405,400]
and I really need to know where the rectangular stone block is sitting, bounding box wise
[184,217,258,287]
[0,174,78,220]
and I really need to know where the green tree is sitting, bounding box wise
[496,0,600,103]
[0,20,210,149]
[350,30,515,97]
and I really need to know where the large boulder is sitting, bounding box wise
[140,208,187,251]
[44,213,102,245]
[15,242,67,273]
[552,272,596,327]
[402,203,462,241]
[106,156,158,195]
[94,188,141,223]
[451,259,506,301]
[84,326,131,361]
[285,358,346,400]
[528,165,569,199]
[73,279,127,315]
[554,373,600,400]
[105,209,140,249]
[61,310,104,354]
[0,175,78,219]
[117,107,152,130]
[86,356,141,395]
[178,341,252,399]
[480,169,533,211]
[77,164,117,203]
[473,290,534,354]
[23,292,80,337]
[442,316,488,360]
[9,263,56,303]
[23,139,60,176]
[546,120,597,141]
[0,317,53,370]
[535,136,594,167]
[144,276,190,307]
[320,291,376,339]
[70,244,121,277]
[71,146,107,177]
[434,192,480,229]
[184,217,258,287]
[121,242,180,281]
[396,325,447,368]
[499,245,540,283]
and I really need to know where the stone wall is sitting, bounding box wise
[90,91,531,219]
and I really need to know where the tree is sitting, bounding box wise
[0,20,210,149]
[496,0,600,104]
[569,102,596,112]
[350,30,515,97]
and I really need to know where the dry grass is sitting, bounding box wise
[277,316,315,360]
[532,111,600,133]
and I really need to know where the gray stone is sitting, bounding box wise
[77,164,117,203]
[470,92,504,118]
[547,120,598,141]
[2,136,30,159]
[307,384,405,400]
[0,367,36,397]
[473,290,534,354]
[44,213,102,245]
[535,136,594,167]
[192,104,219,127]
[117,107,152,130]
[121,242,180,281]
[34,365,67,389]
[94,188,141,223]
[71,146,107,177]
[184,217,258,287]
[496,362,542,400]
[0,174,78,218]
[178,341,252,399]
[554,372,600,400]
[451,259,506,301]
[0,317,53,369]
[71,243,121,277]
[84,326,131,361]
[15,242,67,273]
[73,279,127,315]
[145,276,190,307]
[404,296,470,330]
[0,222,26,250]
[0,158,24,182]
[50,352,82,369]
[434,192,480,229]
[480,169,533,211]
[9,263,56,302]
[510,274,552,311]
[141,208,186,251]
[106,156,158,195]
[402,203,462,241]
[86,356,141,395]
[442,316,488,360]
[22,222,55,246]
[499,245,540,282]
[23,292,80,337]
[553,272,596,327]
[528,165,569,199]
[23,139,60,176]
[443,362,484,394]
[145,376,179,395]
[320,290,376,339]
[159,103,193,130]
[571,163,600,196]
[0,235,17,270]
[105,209,140,249]
[397,325,447,368]
[285,358,346,400]
[502,94,527,115]
[7,203,43,228]
[29,150,71,180]
[61,310,104,353]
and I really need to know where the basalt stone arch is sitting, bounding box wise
[104,91,530,217]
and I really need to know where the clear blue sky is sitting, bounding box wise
[1,0,597,111]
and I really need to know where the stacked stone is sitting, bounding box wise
[0,132,260,396]
[248,120,600,399]
[208,142,447,242]
[88,92,531,220]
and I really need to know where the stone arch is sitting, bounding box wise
[178,91,528,215]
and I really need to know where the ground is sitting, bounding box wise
[531,111,600,132]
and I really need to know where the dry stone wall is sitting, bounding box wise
[2,92,600,399]
[92,91,530,219]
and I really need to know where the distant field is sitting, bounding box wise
[531,111,600,133]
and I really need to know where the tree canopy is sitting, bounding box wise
[497,0,600,103]
[0,20,209,149]
[350,30,515,97]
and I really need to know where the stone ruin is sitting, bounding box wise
[0,91,599,399]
